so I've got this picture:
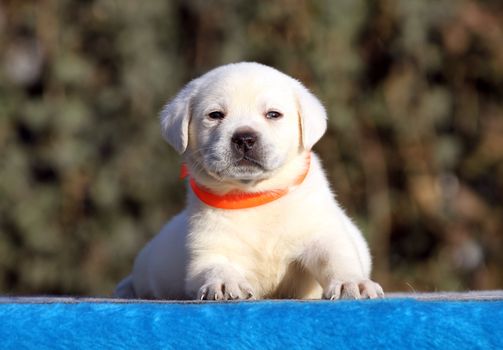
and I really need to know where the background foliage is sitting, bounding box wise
[0,0,502,296]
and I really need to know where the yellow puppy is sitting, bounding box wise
[115,62,383,300]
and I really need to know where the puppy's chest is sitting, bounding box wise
[195,206,307,266]
[221,205,305,240]
[190,201,321,292]
[228,212,296,281]
[192,194,320,249]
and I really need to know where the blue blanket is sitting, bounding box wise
[1,295,502,349]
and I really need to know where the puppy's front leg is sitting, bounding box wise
[186,259,255,301]
[301,235,384,300]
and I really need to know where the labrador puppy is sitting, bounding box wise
[115,62,384,300]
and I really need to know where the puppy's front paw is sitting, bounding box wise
[323,279,384,300]
[198,279,255,301]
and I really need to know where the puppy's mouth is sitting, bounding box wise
[235,155,265,169]
[206,155,267,183]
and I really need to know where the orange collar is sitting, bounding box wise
[181,153,311,210]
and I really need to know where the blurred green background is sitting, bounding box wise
[0,0,502,296]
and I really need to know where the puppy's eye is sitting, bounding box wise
[266,111,283,119]
[208,111,225,120]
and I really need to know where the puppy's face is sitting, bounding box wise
[161,63,327,187]
[188,71,300,182]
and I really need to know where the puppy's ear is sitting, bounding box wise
[295,82,328,150]
[160,79,200,154]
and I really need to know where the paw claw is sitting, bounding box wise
[197,280,255,301]
[198,288,207,300]
[324,279,383,300]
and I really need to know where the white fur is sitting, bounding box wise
[115,62,383,300]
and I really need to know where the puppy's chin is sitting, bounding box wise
[200,156,270,182]
[222,166,265,183]
[190,153,287,190]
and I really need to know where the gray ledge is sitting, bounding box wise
[0,290,502,304]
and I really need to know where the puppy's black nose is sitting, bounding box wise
[231,129,258,153]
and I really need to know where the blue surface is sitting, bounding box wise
[0,299,502,349]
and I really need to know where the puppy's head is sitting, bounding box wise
[161,62,327,187]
